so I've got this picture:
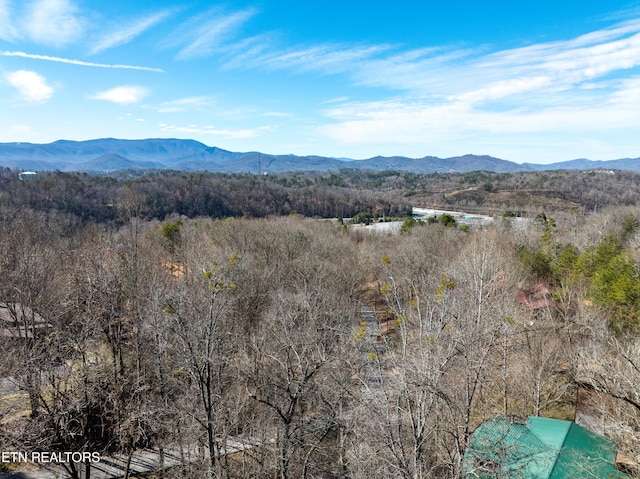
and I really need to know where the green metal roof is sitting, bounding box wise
[549,422,626,479]
[462,416,629,479]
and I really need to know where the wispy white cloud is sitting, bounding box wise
[6,70,54,102]
[0,51,164,72]
[295,16,640,159]
[609,76,640,103]
[473,26,640,89]
[1,1,169,54]
[454,76,554,104]
[90,86,148,105]
[90,10,174,55]
[245,43,390,76]
[111,7,640,160]
[215,34,274,70]
[216,13,640,106]
[318,84,640,151]
[24,0,85,47]
[151,96,214,113]
[166,7,258,60]
[323,96,350,104]
[160,123,271,139]
[0,0,19,42]
[262,111,295,118]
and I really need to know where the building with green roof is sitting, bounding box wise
[462,416,629,478]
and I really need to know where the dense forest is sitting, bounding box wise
[1,168,640,478]
[0,168,414,224]
[3,167,640,225]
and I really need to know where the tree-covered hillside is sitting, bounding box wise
[3,168,640,226]
[1,168,639,478]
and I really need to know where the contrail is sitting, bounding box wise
[0,51,164,72]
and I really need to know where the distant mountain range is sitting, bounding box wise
[0,138,639,174]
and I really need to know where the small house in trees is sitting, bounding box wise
[462,416,629,478]
[18,171,38,181]
[518,283,552,311]
[0,303,50,339]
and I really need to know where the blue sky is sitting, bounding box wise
[2,1,640,163]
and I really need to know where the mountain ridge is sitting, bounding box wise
[1,138,639,174]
